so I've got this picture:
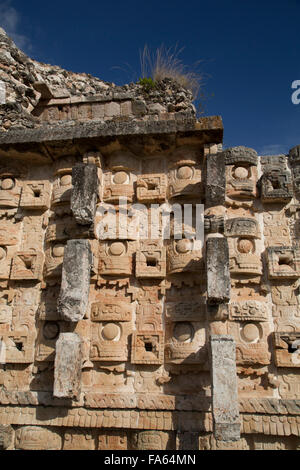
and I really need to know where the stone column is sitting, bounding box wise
[71,163,98,225]
[54,332,82,399]
[57,239,92,322]
[209,335,240,441]
[205,147,229,335]
[206,237,230,305]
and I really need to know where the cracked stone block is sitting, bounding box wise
[54,332,82,399]
[57,239,92,322]
[206,237,230,304]
[210,335,240,441]
[71,163,98,225]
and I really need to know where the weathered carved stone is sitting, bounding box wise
[10,251,44,281]
[1,31,300,450]
[228,238,262,276]
[57,239,92,322]
[0,425,14,450]
[273,332,300,368]
[261,169,293,203]
[91,298,133,322]
[206,237,230,304]
[167,238,203,274]
[20,181,51,210]
[0,170,22,208]
[136,302,163,330]
[228,321,271,365]
[289,145,300,194]
[63,429,96,450]
[90,321,131,362]
[199,434,249,450]
[98,431,128,450]
[224,147,258,203]
[136,240,166,278]
[263,211,291,247]
[204,215,224,234]
[71,163,98,225]
[223,146,258,166]
[137,174,167,202]
[133,430,174,450]
[15,426,62,450]
[131,331,164,364]
[168,159,202,199]
[165,321,207,364]
[229,301,268,322]
[54,332,82,399]
[210,335,240,441]
[225,217,260,238]
[103,150,138,203]
[98,240,133,276]
[45,216,91,243]
[267,246,300,279]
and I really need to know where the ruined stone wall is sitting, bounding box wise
[0,27,195,133]
[0,29,300,451]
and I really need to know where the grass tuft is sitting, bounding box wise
[139,44,202,99]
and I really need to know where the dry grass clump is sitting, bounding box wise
[139,44,202,99]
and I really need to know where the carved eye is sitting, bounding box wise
[109,242,125,256]
[177,166,193,180]
[0,246,6,261]
[237,238,254,254]
[233,166,249,179]
[173,322,194,342]
[101,323,120,341]
[241,323,260,343]
[43,321,60,340]
[176,239,192,254]
[60,174,72,186]
[1,178,15,190]
[52,244,65,258]
[113,171,129,184]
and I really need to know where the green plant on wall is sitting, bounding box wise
[138,77,157,92]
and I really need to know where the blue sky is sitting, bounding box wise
[1,0,300,155]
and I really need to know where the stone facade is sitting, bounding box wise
[0,28,300,450]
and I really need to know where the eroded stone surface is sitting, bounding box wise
[54,333,82,399]
[57,239,92,322]
[71,163,98,225]
[206,237,230,304]
[210,335,240,441]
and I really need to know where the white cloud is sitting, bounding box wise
[258,144,289,156]
[0,0,31,50]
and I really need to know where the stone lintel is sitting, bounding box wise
[0,115,223,147]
